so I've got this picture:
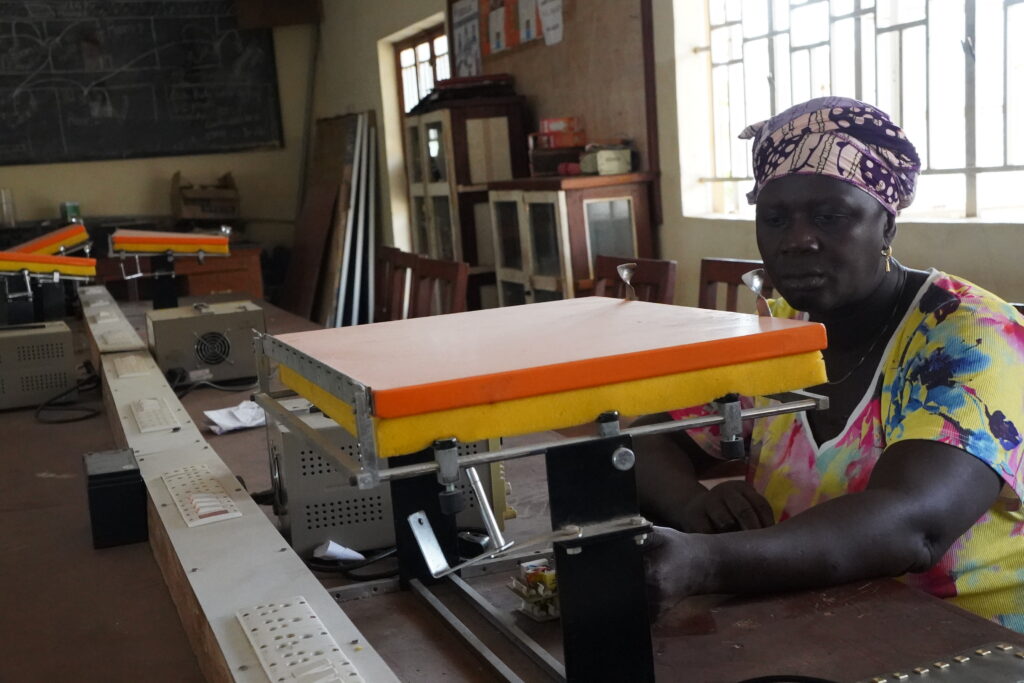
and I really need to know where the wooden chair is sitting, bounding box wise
[407,255,469,318]
[698,257,772,311]
[375,246,418,322]
[592,255,678,304]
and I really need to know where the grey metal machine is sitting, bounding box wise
[146,300,264,383]
[267,398,508,557]
[0,321,76,410]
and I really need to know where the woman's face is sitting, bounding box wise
[755,174,894,314]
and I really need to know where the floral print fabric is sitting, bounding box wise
[671,270,1024,630]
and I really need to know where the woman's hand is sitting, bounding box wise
[681,480,775,533]
[642,526,702,620]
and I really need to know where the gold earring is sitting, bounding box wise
[881,245,893,273]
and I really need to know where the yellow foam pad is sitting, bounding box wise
[0,254,96,277]
[113,241,230,255]
[279,351,826,457]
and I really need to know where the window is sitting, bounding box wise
[396,26,451,114]
[696,0,1024,220]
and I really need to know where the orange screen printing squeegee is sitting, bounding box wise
[11,224,90,255]
[0,251,96,278]
[110,228,230,255]
[268,297,828,458]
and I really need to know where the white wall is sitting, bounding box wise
[313,1,446,250]
[653,0,1024,306]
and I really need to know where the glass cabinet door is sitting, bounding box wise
[524,192,571,302]
[584,197,636,265]
[489,191,530,306]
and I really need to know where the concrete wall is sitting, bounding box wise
[0,25,316,249]
[653,0,1024,307]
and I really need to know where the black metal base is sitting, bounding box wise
[151,255,178,309]
[390,449,460,588]
[546,434,655,682]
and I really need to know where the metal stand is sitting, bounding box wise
[151,253,178,309]
[545,433,654,682]
[390,448,459,588]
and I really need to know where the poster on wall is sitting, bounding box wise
[453,0,481,76]
[488,1,507,52]
[519,0,540,42]
[539,0,564,45]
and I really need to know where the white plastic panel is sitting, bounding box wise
[130,397,180,433]
[236,596,365,683]
[163,464,242,528]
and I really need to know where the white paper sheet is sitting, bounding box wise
[539,0,563,45]
[203,400,266,435]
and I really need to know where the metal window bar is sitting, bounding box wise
[699,0,1022,218]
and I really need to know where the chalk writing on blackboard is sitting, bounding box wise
[0,0,283,165]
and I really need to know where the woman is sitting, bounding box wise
[639,97,1024,631]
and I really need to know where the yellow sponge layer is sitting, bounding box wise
[278,350,826,458]
[113,241,230,254]
[0,257,96,277]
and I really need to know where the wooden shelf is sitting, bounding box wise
[488,172,656,192]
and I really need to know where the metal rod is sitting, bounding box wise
[447,573,566,682]
[373,395,826,483]
[409,579,525,683]
[466,466,509,551]
[253,392,365,483]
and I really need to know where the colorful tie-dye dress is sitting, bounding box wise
[671,269,1024,631]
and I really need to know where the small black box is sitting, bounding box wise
[83,449,148,549]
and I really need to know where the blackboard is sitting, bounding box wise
[0,1,283,165]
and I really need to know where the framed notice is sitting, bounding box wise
[453,0,482,76]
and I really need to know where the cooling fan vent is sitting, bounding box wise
[194,331,231,365]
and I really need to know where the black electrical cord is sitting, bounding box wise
[305,546,399,581]
[166,367,257,398]
[34,361,102,424]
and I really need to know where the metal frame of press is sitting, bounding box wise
[252,330,829,682]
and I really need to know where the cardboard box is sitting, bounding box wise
[530,130,587,150]
[171,171,239,220]
[540,117,583,133]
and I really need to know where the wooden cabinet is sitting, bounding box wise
[404,97,528,308]
[487,174,655,306]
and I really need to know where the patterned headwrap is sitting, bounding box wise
[739,96,921,215]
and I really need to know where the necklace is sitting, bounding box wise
[824,267,908,386]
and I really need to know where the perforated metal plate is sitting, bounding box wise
[163,464,242,528]
[856,642,1024,682]
[236,596,365,683]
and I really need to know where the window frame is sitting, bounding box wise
[394,24,450,115]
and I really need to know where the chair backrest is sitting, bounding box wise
[697,257,772,311]
[407,255,469,318]
[592,255,678,304]
[376,246,418,322]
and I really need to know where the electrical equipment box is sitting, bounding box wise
[0,321,75,410]
[267,400,511,558]
[83,448,147,548]
[146,301,264,383]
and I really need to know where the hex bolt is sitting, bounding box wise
[611,446,636,471]
[635,533,649,546]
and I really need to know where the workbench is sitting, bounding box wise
[3,297,1023,682]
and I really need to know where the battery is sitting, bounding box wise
[83,448,148,549]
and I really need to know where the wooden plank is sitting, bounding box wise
[278,182,339,319]
[311,114,362,325]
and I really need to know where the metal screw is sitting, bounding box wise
[565,547,582,555]
[611,446,635,471]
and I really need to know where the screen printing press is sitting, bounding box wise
[254,296,832,682]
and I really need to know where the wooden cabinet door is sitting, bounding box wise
[489,190,531,306]
[522,191,573,302]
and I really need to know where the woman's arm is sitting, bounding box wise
[645,439,1002,616]
[634,413,774,533]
